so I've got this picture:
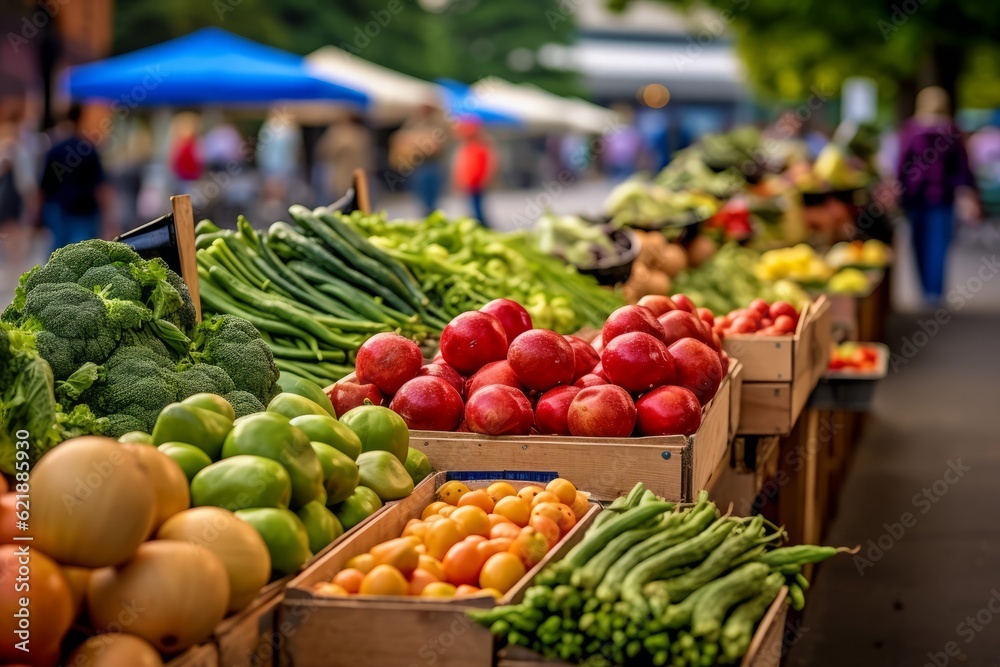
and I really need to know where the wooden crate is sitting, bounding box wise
[727,297,832,435]
[410,367,735,502]
[498,588,791,667]
[728,359,744,444]
[167,643,219,667]
[277,473,600,667]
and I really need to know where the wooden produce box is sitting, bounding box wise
[724,296,832,435]
[411,366,736,502]
[498,588,790,667]
[167,643,219,667]
[277,473,600,667]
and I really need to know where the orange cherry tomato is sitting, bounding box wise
[425,517,467,560]
[477,537,513,561]
[449,505,491,537]
[493,496,531,527]
[332,568,366,594]
[457,489,495,513]
[488,513,513,528]
[509,527,549,568]
[345,553,376,574]
[486,482,518,503]
[531,502,565,526]
[516,485,544,505]
[529,515,561,550]
[454,584,483,597]
[479,552,527,594]
[422,501,451,520]
[545,479,578,505]
[402,520,428,542]
[312,582,350,597]
[530,491,561,508]
[408,568,441,596]
[421,582,457,598]
[569,491,591,521]
[359,564,408,596]
[418,554,446,581]
[489,522,522,540]
[442,540,488,586]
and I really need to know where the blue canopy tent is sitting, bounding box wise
[66,28,367,107]
[436,79,521,127]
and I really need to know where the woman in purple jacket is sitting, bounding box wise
[896,86,981,304]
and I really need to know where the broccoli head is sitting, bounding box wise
[223,390,266,418]
[81,345,179,433]
[24,239,143,293]
[175,363,236,399]
[77,264,142,302]
[191,314,280,406]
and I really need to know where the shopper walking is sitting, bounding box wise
[169,112,203,195]
[452,120,495,227]
[317,112,372,202]
[390,104,451,214]
[0,121,36,266]
[38,106,110,252]
[896,86,980,305]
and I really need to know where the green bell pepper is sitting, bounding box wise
[290,415,362,460]
[181,393,237,422]
[235,508,312,576]
[333,486,382,530]
[152,402,234,460]
[157,442,213,482]
[277,372,337,418]
[221,412,324,508]
[339,405,409,463]
[118,431,153,444]
[404,447,432,485]
[296,501,344,554]
[191,455,293,510]
[267,393,331,420]
[310,442,360,505]
[356,451,413,502]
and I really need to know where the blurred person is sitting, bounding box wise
[256,109,302,204]
[452,120,496,227]
[0,122,35,265]
[896,86,980,305]
[390,104,450,214]
[38,105,111,252]
[202,121,245,172]
[317,112,372,202]
[104,117,153,232]
[604,125,644,181]
[169,112,203,194]
[968,111,1000,183]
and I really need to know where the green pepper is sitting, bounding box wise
[267,393,331,420]
[333,486,383,530]
[296,501,344,554]
[191,455,292,510]
[404,447,431,485]
[118,431,153,444]
[310,442,359,505]
[277,372,338,418]
[152,402,234,460]
[356,451,413,501]
[235,507,312,576]
[157,442,212,481]
[291,415,362,460]
[221,412,324,508]
[181,392,237,422]
[339,405,409,463]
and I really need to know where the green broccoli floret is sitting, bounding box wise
[223,390,266,418]
[175,363,236,399]
[191,314,280,406]
[25,239,143,292]
[77,264,142,301]
[163,270,198,332]
[82,345,179,432]
[102,413,147,439]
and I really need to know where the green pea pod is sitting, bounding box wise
[152,402,234,460]
[222,412,324,508]
[291,414,362,460]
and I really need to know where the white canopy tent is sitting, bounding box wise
[469,77,621,134]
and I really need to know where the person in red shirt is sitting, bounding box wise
[452,120,495,226]
[169,112,203,194]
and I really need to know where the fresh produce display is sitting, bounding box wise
[671,242,811,315]
[0,239,283,468]
[605,180,719,230]
[532,213,636,271]
[342,211,623,333]
[335,295,727,439]
[470,484,852,666]
[309,477,591,599]
[711,299,801,337]
[828,342,880,372]
[825,239,890,270]
[755,243,880,295]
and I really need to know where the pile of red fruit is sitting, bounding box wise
[712,299,800,337]
[332,294,729,439]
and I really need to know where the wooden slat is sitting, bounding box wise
[691,370,731,492]
[737,383,792,435]
[166,642,219,667]
[170,194,200,322]
[352,168,371,214]
[728,359,744,443]
[743,587,790,667]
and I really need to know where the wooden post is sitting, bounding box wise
[352,168,371,214]
[170,194,201,322]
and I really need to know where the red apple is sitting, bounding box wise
[465,360,524,399]
[773,315,796,334]
[440,311,508,375]
[566,385,636,437]
[480,298,533,344]
[671,294,696,313]
[695,308,715,327]
[769,301,798,323]
[748,298,771,317]
[600,332,675,394]
[508,329,575,391]
[355,332,423,395]
[667,338,724,405]
[591,362,608,380]
[564,335,601,381]
[637,294,678,317]
[573,374,608,388]
[592,333,604,353]
[729,316,758,334]
[417,363,465,398]
[636,386,702,436]
[658,310,711,346]
[390,376,464,431]
[327,381,383,416]
[464,384,533,436]
[602,305,665,345]
[534,385,582,435]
